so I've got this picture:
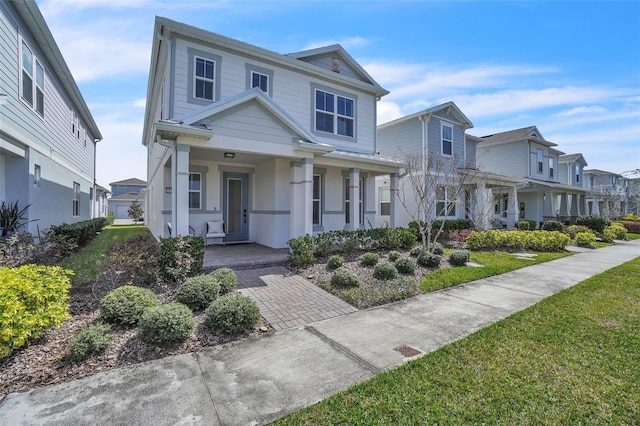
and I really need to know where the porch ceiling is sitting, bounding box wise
[190,147,274,164]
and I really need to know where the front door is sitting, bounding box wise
[223,172,249,242]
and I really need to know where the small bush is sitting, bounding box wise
[158,236,204,284]
[388,251,402,262]
[360,252,380,267]
[138,303,195,343]
[410,246,426,257]
[373,263,398,280]
[0,265,72,358]
[67,323,113,361]
[430,242,444,256]
[175,274,221,311]
[565,225,591,239]
[210,268,237,295]
[618,220,640,234]
[601,226,617,243]
[541,220,564,232]
[205,294,260,334]
[288,235,316,265]
[516,220,531,230]
[575,232,596,247]
[417,252,442,268]
[576,215,610,234]
[394,257,416,274]
[103,233,159,287]
[326,255,344,270]
[449,250,471,267]
[608,222,627,240]
[331,267,360,288]
[100,285,158,325]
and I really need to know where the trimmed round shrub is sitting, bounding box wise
[410,245,426,257]
[360,252,380,267]
[138,303,195,343]
[175,274,221,311]
[100,285,158,325]
[210,268,237,295]
[565,225,591,239]
[394,257,416,274]
[601,226,617,243]
[331,267,360,288]
[326,255,344,270]
[417,252,442,268]
[205,294,260,334]
[67,323,113,361]
[431,242,444,256]
[373,263,398,280]
[388,250,402,262]
[575,231,596,247]
[516,220,530,230]
[608,223,627,240]
[576,215,610,234]
[449,249,470,267]
[542,220,564,232]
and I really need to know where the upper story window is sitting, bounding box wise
[610,175,617,186]
[245,64,273,96]
[21,40,45,117]
[537,149,544,173]
[315,89,354,137]
[548,158,554,178]
[575,164,580,183]
[442,124,453,156]
[194,57,215,101]
[188,173,202,209]
[251,71,268,92]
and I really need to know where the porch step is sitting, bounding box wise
[201,258,289,273]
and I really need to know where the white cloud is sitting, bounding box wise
[302,36,371,51]
[130,98,147,108]
[556,106,607,117]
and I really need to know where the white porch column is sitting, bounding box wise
[301,158,313,236]
[506,185,519,228]
[389,173,399,228]
[592,198,600,215]
[346,168,360,231]
[476,182,489,230]
[289,158,314,240]
[580,194,588,216]
[570,194,579,217]
[173,144,190,236]
[559,192,569,217]
[543,191,555,218]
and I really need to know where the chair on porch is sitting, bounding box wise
[206,221,226,246]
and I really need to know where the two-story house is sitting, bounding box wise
[108,177,146,220]
[557,153,589,220]
[142,17,401,248]
[475,126,588,226]
[375,102,520,230]
[583,169,629,218]
[0,0,102,235]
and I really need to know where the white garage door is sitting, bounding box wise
[115,205,129,219]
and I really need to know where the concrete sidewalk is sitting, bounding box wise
[1,240,638,425]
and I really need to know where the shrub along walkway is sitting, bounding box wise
[1,240,639,426]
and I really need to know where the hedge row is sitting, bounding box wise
[466,230,571,252]
[617,220,640,234]
[50,217,109,249]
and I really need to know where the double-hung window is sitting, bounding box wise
[194,57,215,101]
[549,158,554,178]
[575,164,580,183]
[72,182,80,216]
[379,187,391,216]
[313,175,322,226]
[315,90,354,137]
[442,124,453,156]
[188,173,202,209]
[21,40,44,117]
[436,186,457,217]
[345,177,364,225]
[251,71,268,93]
[537,149,544,173]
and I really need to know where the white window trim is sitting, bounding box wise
[313,174,322,226]
[379,186,391,216]
[251,71,268,93]
[436,186,457,218]
[548,158,554,178]
[441,123,453,157]
[314,89,355,138]
[575,164,581,183]
[188,172,202,210]
[19,37,45,118]
[193,56,215,101]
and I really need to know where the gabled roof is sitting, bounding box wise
[110,178,147,186]
[108,192,144,201]
[559,153,588,166]
[378,101,473,130]
[476,126,556,147]
[181,87,322,145]
[8,0,102,140]
[584,169,622,177]
[287,44,384,89]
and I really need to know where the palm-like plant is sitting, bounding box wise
[0,201,36,235]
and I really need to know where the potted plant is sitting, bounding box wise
[0,201,35,236]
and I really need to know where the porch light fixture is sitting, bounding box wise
[165,187,172,193]
[224,152,235,159]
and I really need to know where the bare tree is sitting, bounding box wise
[392,152,476,252]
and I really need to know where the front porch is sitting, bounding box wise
[201,243,289,272]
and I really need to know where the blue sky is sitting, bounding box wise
[37,0,640,188]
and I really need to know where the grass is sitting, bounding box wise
[274,256,640,425]
[60,225,148,286]
[421,250,572,293]
[626,232,640,240]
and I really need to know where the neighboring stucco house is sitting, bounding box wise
[375,102,520,230]
[0,0,102,234]
[583,169,630,218]
[108,178,146,220]
[475,126,588,226]
[142,17,401,248]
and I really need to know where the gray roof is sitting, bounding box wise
[478,126,541,143]
[109,178,146,186]
[558,153,588,166]
[108,192,144,201]
[378,101,473,130]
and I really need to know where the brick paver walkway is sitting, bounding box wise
[236,266,358,331]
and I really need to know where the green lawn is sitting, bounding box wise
[274,257,640,425]
[627,232,640,240]
[60,225,148,286]
[422,250,572,293]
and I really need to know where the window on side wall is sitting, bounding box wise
[313,174,322,226]
[73,182,80,216]
[194,57,215,101]
[188,173,202,209]
[436,186,456,217]
[549,158,554,178]
[379,187,391,216]
[575,164,580,183]
[315,90,354,137]
[20,40,45,117]
[442,124,453,156]
[34,164,41,187]
[537,149,543,173]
